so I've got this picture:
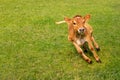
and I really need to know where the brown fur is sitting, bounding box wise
[56,14,101,63]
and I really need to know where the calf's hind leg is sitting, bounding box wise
[83,42,88,53]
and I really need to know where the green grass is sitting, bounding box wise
[0,0,120,80]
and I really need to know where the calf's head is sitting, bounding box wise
[64,15,90,35]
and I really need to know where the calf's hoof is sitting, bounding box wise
[96,59,102,63]
[96,47,100,51]
[86,59,92,64]
[89,60,93,64]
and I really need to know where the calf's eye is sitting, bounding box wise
[73,22,76,25]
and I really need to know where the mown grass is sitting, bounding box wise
[0,0,120,80]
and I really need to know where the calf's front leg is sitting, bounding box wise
[72,42,92,64]
[87,40,101,63]
[91,36,100,51]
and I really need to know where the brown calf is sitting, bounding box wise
[56,15,101,63]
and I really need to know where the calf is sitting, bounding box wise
[56,15,101,63]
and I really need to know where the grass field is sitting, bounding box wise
[0,0,120,80]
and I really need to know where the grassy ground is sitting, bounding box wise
[0,0,120,80]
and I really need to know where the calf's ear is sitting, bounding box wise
[84,14,91,22]
[64,17,71,23]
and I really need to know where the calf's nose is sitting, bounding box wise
[79,28,85,32]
